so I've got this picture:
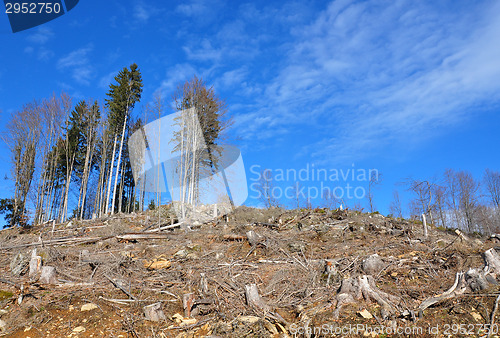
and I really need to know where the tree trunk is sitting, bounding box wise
[111,96,131,214]
[60,153,75,223]
[106,134,118,214]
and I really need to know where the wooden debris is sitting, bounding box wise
[10,252,28,276]
[144,222,183,233]
[183,293,195,317]
[143,258,171,270]
[39,266,57,284]
[222,234,247,241]
[116,233,171,241]
[358,309,373,319]
[489,294,500,338]
[144,302,166,322]
[104,274,135,300]
[418,248,500,316]
[246,230,263,246]
[28,249,41,279]
[334,275,400,319]
[81,303,98,311]
[362,254,385,275]
[455,229,468,241]
[245,284,269,312]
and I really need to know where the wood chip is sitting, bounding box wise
[358,309,373,319]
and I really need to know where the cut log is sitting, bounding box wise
[115,233,171,241]
[334,275,400,319]
[144,302,166,322]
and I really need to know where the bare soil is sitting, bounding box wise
[0,206,497,337]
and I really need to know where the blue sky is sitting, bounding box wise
[0,0,499,218]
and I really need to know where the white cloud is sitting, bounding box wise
[37,47,54,61]
[176,0,209,17]
[57,46,94,85]
[155,63,198,98]
[134,2,159,23]
[183,39,222,62]
[134,4,150,22]
[233,0,500,163]
[216,67,248,89]
[26,27,53,44]
[98,71,118,90]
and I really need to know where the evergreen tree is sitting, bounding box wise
[105,63,143,214]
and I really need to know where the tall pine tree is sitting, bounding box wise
[105,63,143,214]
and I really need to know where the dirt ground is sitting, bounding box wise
[0,206,498,337]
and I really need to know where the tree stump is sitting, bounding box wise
[144,302,166,322]
[29,249,42,279]
[334,275,400,319]
[245,284,269,312]
[39,266,57,284]
[418,248,500,316]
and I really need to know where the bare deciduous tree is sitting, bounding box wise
[484,169,500,209]
[367,173,381,213]
[456,170,480,233]
[389,190,403,218]
[255,169,279,209]
[406,178,433,223]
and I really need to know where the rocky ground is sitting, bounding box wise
[0,206,498,337]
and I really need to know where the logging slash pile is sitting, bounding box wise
[0,206,499,337]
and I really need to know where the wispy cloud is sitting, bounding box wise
[133,2,158,23]
[155,63,198,98]
[25,27,55,61]
[183,39,222,62]
[57,46,94,85]
[176,0,210,17]
[98,71,118,90]
[26,27,53,44]
[232,0,500,163]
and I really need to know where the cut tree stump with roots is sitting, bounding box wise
[418,248,500,317]
[333,275,400,319]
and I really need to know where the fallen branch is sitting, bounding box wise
[0,236,112,250]
[104,274,136,300]
[115,233,172,241]
[418,248,500,317]
[145,222,183,233]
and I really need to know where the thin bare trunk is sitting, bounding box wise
[106,134,118,214]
